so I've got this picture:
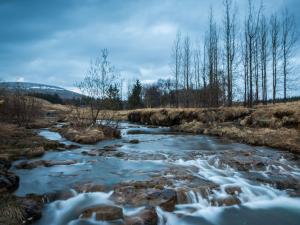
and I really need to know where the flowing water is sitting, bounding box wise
[12,122,300,225]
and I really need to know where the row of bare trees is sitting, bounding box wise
[170,0,297,108]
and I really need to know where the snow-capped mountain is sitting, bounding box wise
[0,82,82,99]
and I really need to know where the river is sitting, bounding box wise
[12,122,300,225]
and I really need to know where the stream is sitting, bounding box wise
[12,122,300,225]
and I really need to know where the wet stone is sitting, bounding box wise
[129,139,140,144]
[224,185,242,195]
[0,169,19,193]
[124,207,158,225]
[81,205,123,221]
[15,159,77,169]
[211,196,241,206]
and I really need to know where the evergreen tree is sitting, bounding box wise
[106,84,122,110]
[128,80,143,109]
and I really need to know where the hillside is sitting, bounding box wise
[0,82,82,100]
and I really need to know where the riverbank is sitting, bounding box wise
[127,102,300,154]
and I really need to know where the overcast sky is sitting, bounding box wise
[0,0,299,92]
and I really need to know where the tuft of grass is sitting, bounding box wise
[0,194,25,225]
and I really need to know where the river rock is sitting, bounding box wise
[224,186,242,195]
[0,169,19,193]
[127,130,148,135]
[74,183,107,193]
[64,144,81,150]
[81,205,123,221]
[15,159,77,169]
[24,146,45,158]
[211,196,241,206]
[124,207,158,225]
[129,139,140,144]
[112,184,177,212]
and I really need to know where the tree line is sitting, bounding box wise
[166,0,298,108]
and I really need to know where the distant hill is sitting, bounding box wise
[0,82,82,100]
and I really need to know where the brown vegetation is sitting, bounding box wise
[127,101,300,153]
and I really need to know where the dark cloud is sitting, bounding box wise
[0,0,299,91]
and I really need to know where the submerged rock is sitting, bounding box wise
[74,183,107,193]
[15,159,77,169]
[129,139,140,144]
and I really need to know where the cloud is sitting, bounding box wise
[0,0,299,93]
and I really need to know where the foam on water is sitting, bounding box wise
[39,129,62,141]
[35,192,113,225]
[156,156,300,224]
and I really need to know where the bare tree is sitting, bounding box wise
[242,27,249,106]
[183,35,192,107]
[259,14,268,104]
[254,31,260,103]
[171,31,182,107]
[223,0,236,106]
[281,8,297,101]
[202,40,208,89]
[270,13,280,104]
[244,0,261,107]
[206,8,220,107]
[77,49,117,125]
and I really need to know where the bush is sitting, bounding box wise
[0,88,42,126]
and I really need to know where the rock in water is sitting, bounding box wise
[124,207,158,225]
[81,205,123,221]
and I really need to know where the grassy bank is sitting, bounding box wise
[126,102,300,154]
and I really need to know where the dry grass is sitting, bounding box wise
[125,101,300,153]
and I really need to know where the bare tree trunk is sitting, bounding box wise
[183,35,191,107]
[259,15,268,104]
[245,0,261,107]
[271,13,280,104]
[282,9,296,102]
[171,32,182,108]
[223,0,236,106]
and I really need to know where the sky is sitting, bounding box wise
[0,0,299,93]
